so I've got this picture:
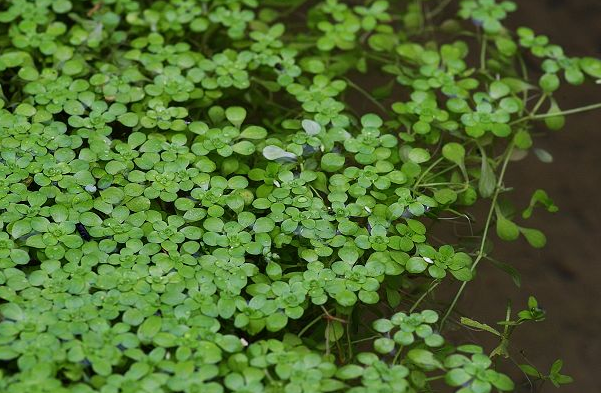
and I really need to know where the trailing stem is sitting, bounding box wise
[440,141,515,329]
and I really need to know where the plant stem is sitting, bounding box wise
[532,102,601,119]
[421,159,467,184]
[511,102,601,125]
[479,36,488,71]
[344,78,389,114]
[517,55,530,114]
[427,0,453,18]
[413,157,444,189]
[418,182,467,187]
[346,319,353,360]
[279,0,308,17]
[530,94,548,117]
[364,52,395,64]
[392,345,404,365]
[325,322,331,357]
[440,141,515,330]
[425,375,445,382]
[409,280,441,313]
[298,310,329,338]
[264,369,275,383]
[350,335,380,345]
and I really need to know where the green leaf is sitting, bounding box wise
[239,126,267,139]
[91,358,112,376]
[445,368,471,387]
[232,140,255,155]
[496,213,520,241]
[408,148,430,163]
[204,217,224,232]
[489,81,510,99]
[10,249,29,265]
[105,161,127,175]
[374,337,395,354]
[11,220,32,238]
[14,103,36,117]
[122,309,144,326]
[327,320,344,342]
[580,57,601,78]
[492,373,515,391]
[253,217,275,233]
[118,112,139,127]
[373,318,394,333]
[18,66,39,81]
[442,143,465,166]
[336,289,357,307]
[321,153,345,172]
[460,317,501,336]
[450,268,473,282]
[266,312,287,332]
[457,344,484,354]
[361,114,383,128]
[478,154,496,198]
[513,130,532,149]
[406,257,427,273]
[488,258,521,287]
[539,73,560,93]
[407,349,441,368]
[52,0,72,13]
[336,365,364,380]
[519,364,542,378]
[434,189,457,205]
[263,145,297,161]
[225,106,247,127]
[520,227,547,248]
[302,119,321,135]
[534,148,553,163]
[101,187,125,204]
[550,359,564,374]
[522,189,558,219]
[215,335,243,353]
[338,246,359,264]
[0,347,19,360]
[138,316,162,341]
[320,379,346,392]
[495,37,517,56]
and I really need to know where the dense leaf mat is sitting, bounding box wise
[0,0,598,392]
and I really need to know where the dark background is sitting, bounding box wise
[453,0,601,391]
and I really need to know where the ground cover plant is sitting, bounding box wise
[0,0,599,391]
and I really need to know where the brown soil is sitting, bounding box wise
[450,1,601,391]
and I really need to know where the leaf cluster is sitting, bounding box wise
[0,0,595,391]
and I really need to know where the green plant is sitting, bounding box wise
[0,0,598,391]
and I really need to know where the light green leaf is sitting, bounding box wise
[225,106,247,127]
[496,213,520,241]
[479,154,496,198]
[232,140,255,155]
[442,143,465,166]
[407,349,441,368]
[11,220,32,238]
[580,57,601,78]
[302,119,321,135]
[520,227,547,248]
[118,112,139,127]
[239,126,267,139]
[263,145,297,161]
[138,316,162,341]
[460,317,501,336]
[321,153,345,172]
[408,148,430,163]
[253,217,275,233]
